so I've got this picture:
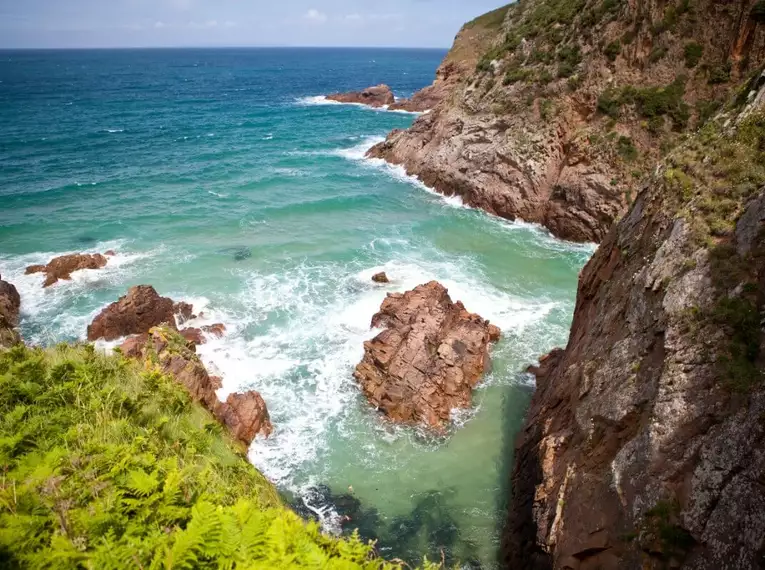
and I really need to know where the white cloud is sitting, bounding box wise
[154,21,166,29]
[303,9,327,24]
[344,14,363,22]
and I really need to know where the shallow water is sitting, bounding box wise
[0,48,594,567]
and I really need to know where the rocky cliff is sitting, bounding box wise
[370,0,765,242]
[502,70,765,569]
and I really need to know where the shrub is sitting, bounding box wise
[597,89,622,118]
[684,42,704,68]
[750,0,765,22]
[504,68,532,85]
[604,40,621,62]
[617,136,638,161]
[708,62,732,84]
[649,45,669,64]
[0,344,432,569]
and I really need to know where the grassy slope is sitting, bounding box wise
[0,342,438,569]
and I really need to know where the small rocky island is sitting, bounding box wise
[354,281,500,429]
[26,251,115,287]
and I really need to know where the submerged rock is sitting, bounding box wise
[25,253,108,287]
[0,274,21,347]
[327,84,395,108]
[119,327,272,444]
[354,281,499,429]
[371,272,390,284]
[180,327,205,347]
[87,285,177,341]
[201,323,227,338]
[173,301,196,325]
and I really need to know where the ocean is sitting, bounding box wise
[0,47,594,568]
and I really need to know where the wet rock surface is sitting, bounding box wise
[371,272,390,284]
[327,84,395,108]
[354,281,499,429]
[25,253,108,287]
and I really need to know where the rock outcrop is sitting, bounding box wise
[26,253,108,287]
[354,281,499,429]
[120,327,272,444]
[502,78,765,569]
[327,84,395,108]
[87,285,177,341]
[0,275,21,347]
[371,272,389,284]
[370,1,765,242]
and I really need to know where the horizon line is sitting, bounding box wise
[0,45,451,51]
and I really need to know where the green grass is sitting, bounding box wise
[0,343,437,569]
[464,4,511,30]
[683,42,703,68]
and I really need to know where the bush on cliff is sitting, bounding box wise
[0,343,436,569]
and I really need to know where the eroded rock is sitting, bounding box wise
[87,285,177,341]
[120,327,272,444]
[0,275,21,347]
[327,84,395,108]
[354,281,499,429]
[26,253,108,287]
[372,272,390,284]
[201,323,226,338]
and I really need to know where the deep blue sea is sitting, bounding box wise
[0,48,594,568]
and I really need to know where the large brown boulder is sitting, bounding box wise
[326,84,395,108]
[353,281,499,429]
[0,274,21,347]
[25,253,108,287]
[119,327,272,444]
[87,285,177,341]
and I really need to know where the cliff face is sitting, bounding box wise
[370,0,765,242]
[503,77,765,569]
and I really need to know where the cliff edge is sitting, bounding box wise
[503,73,765,569]
[370,0,765,242]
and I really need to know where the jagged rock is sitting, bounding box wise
[121,327,272,444]
[180,327,205,346]
[0,275,21,347]
[503,84,765,569]
[214,392,273,442]
[353,281,499,429]
[371,272,390,284]
[25,253,108,287]
[201,323,226,338]
[327,84,395,108]
[173,301,196,325]
[118,334,148,358]
[368,2,765,243]
[87,285,177,341]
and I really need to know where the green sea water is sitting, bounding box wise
[0,48,594,568]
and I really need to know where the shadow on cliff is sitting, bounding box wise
[497,374,552,570]
[290,484,481,568]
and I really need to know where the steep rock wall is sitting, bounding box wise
[371,0,765,242]
[502,79,765,569]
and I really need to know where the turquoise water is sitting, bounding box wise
[0,48,594,567]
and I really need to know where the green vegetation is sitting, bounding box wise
[664,110,765,391]
[556,44,582,78]
[642,500,695,562]
[604,40,621,62]
[648,45,669,64]
[464,4,511,30]
[707,62,732,85]
[683,42,703,68]
[539,99,554,121]
[750,0,765,23]
[597,78,690,130]
[617,135,638,161]
[0,343,435,569]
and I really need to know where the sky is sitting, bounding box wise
[0,0,507,49]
